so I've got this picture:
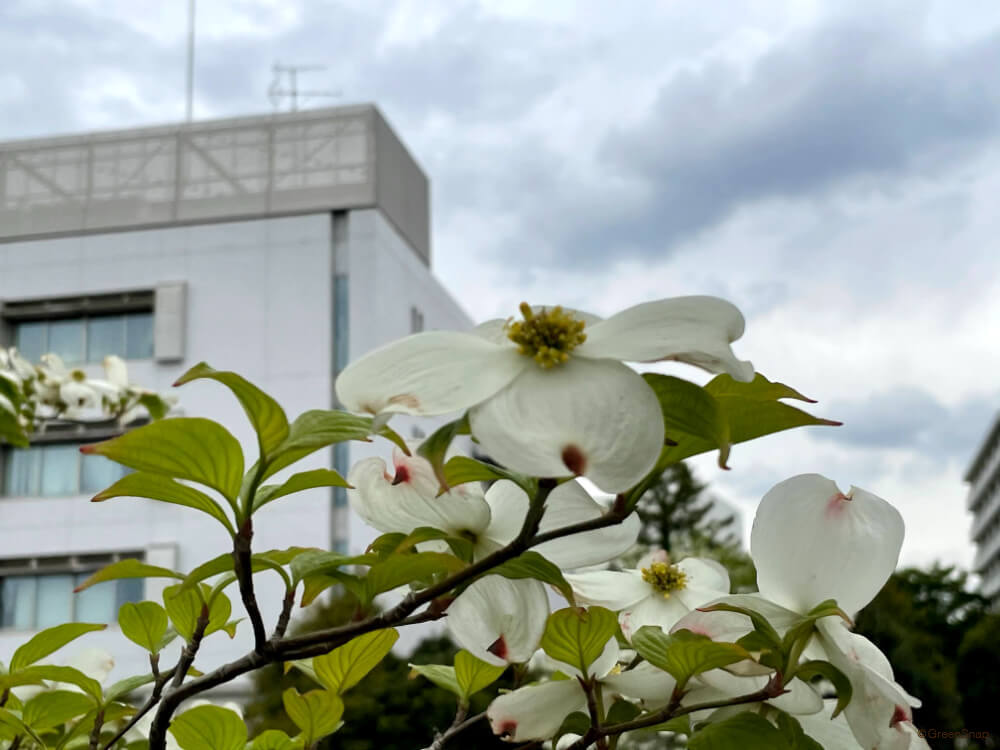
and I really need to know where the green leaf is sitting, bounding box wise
[119,601,169,654]
[163,584,232,641]
[23,690,96,730]
[363,552,465,601]
[368,527,474,562]
[644,374,731,468]
[138,391,171,420]
[454,650,506,698]
[17,665,103,702]
[631,627,751,686]
[605,698,642,726]
[416,414,471,492]
[698,602,783,652]
[288,550,370,585]
[775,712,824,750]
[688,712,787,750]
[492,551,576,605]
[795,660,853,718]
[0,406,28,448]
[540,607,618,675]
[553,712,591,747]
[103,673,156,704]
[659,373,840,467]
[177,551,296,595]
[442,456,537,495]
[252,469,351,513]
[248,729,305,750]
[10,622,107,672]
[408,663,462,697]
[313,629,399,694]
[81,417,245,501]
[282,688,344,745]
[91,472,233,533]
[169,705,247,750]
[174,363,289,460]
[263,410,376,481]
[74,559,183,593]
[0,707,46,747]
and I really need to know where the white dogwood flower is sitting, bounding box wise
[564,550,730,639]
[671,474,925,750]
[336,297,753,492]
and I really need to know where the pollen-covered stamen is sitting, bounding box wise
[505,302,587,368]
[641,560,688,598]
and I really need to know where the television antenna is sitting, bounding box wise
[268,63,341,111]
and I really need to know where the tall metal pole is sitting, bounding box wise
[185,0,195,121]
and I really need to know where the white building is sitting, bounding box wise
[0,106,472,686]
[965,414,1000,603]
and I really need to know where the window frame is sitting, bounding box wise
[0,550,145,631]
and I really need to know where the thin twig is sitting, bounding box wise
[100,666,179,750]
[234,518,269,653]
[425,703,478,750]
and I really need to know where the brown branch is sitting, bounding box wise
[272,587,296,639]
[88,709,105,750]
[171,608,210,689]
[234,518,269,653]
[564,680,781,749]
[424,703,478,750]
[100,666,178,750]
[580,677,608,750]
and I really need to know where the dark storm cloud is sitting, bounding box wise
[564,17,1000,262]
[814,387,998,461]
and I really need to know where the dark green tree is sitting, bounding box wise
[957,613,1000,742]
[854,565,992,748]
[244,593,512,749]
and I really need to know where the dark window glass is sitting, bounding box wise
[4,449,42,496]
[48,319,85,364]
[35,574,74,628]
[40,444,80,497]
[0,576,36,629]
[81,455,126,494]
[87,316,125,362]
[125,313,154,360]
[15,322,46,364]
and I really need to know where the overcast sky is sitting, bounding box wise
[2,0,998,572]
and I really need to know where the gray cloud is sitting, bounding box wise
[814,387,999,461]
[558,16,1000,262]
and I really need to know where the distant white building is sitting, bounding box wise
[965,414,1000,603]
[0,106,471,687]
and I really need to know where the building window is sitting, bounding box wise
[13,312,153,365]
[333,275,350,374]
[3,442,129,498]
[0,552,144,630]
[410,306,425,334]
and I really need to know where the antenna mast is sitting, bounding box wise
[268,63,341,111]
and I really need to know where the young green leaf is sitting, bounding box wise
[688,712,790,750]
[103,673,156,704]
[416,413,471,493]
[262,409,376,481]
[794,660,853,718]
[631,627,751,687]
[313,629,399,694]
[162,584,232,641]
[363,551,465,601]
[91,472,233,533]
[169,704,247,750]
[442,456,536,495]
[16,665,103,702]
[81,417,245,502]
[540,607,618,675]
[643,374,731,468]
[118,601,169,654]
[282,688,344,745]
[74,559,183,593]
[248,729,304,750]
[454,650,506,698]
[10,622,107,672]
[22,690,96,730]
[408,663,462,697]
[174,363,290,460]
[252,468,352,513]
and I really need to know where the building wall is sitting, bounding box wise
[966,419,1000,602]
[0,213,334,683]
